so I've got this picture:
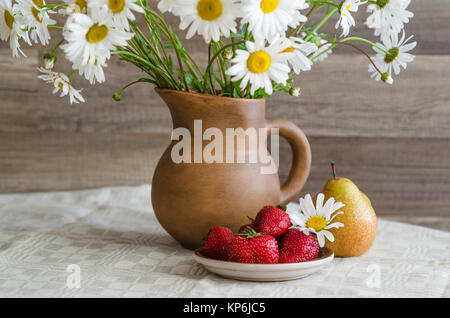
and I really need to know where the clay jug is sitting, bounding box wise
[152,88,311,249]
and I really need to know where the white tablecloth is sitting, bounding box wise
[0,185,448,298]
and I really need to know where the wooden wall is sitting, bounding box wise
[1,0,449,230]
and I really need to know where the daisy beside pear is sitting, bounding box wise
[289,163,377,257]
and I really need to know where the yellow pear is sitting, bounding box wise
[322,163,377,257]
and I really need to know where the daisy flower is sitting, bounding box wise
[281,37,317,74]
[38,67,85,104]
[0,0,31,57]
[335,0,362,37]
[74,56,107,84]
[365,0,413,43]
[157,0,174,13]
[89,0,144,30]
[173,0,240,43]
[60,0,88,14]
[61,13,133,83]
[241,0,309,41]
[16,0,56,45]
[368,30,416,82]
[288,193,345,248]
[226,36,294,95]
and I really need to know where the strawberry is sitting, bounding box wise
[228,228,279,264]
[278,228,319,263]
[227,236,254,263]
[252,206,291,237]
[250,235,279,264]
[238,223,254,233]
[202,227,234,260]
[238,216,255,233]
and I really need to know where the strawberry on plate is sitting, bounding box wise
[228,228,279,264]
[202,226,234,260]
[278,228,319,263]
[252,206,290,237]
[227,236,254,263]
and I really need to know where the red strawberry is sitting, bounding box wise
[238,216,255,233]
[253,206,291,237]
[250,235,279,264]
[228,228,279,264]
[238,223,254,233]
[278,228,319,263]
[227,236,254,263]
[202,227,234,260]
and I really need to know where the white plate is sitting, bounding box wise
[193,247,334,282]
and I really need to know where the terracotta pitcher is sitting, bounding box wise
[152,88,311,249]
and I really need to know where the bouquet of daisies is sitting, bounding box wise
[0,0,416,103]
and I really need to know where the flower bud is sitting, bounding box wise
[289,87,301,97]
[381,72,393,85]
[376,0,389,9]
[43,53,56,70]
[112,92,122,101]
[222,48,234,60]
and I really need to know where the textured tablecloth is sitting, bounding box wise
[0,185,448,298]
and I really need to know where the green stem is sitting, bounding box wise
[307,0,340,7]
[133,25,178,84]
[51,39,64,54]
[207,43,215,95]
[141,7,189,91]
[312,36,391,61]
[319,41,384,75]
[203,40,246,94]
[47,25,64,30]
[67,69,78,78]
[305,7,338,42]
[339,37,391,55]
[112,50,178,88]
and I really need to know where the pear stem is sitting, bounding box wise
[331,162,337,179]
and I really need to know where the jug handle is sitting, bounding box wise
[266,119,312,206]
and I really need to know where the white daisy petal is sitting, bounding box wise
[37,67,84,104]
[61,13,133,84]
[322,230,335,243]
[0,0,31,57]
[328,211,344,223]
[316,232,325,247]
[171,0,240,44]
[325,222,344,230]
[225,36,292,97]
[16,0,56,45]
[288,193,346,247]
[368,30,416,82]
[336,0,362,37]
[365,0,413,43]
[89,0,144,30]
[241,0,309,41]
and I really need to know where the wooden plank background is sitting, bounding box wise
[1,0,449,231]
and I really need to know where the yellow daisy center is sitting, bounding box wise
[247,50,271,74]
[86,24,109,43]
[58,82,64,90]
[74,0,87,13]
[197,0,223,21]
[108,0,126,14]
[345,4,351,11]
[32,0,43,23]
[260,0,279,14]
[306,216,327,232]
[4,9,14,30]
[281,46,295,53]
